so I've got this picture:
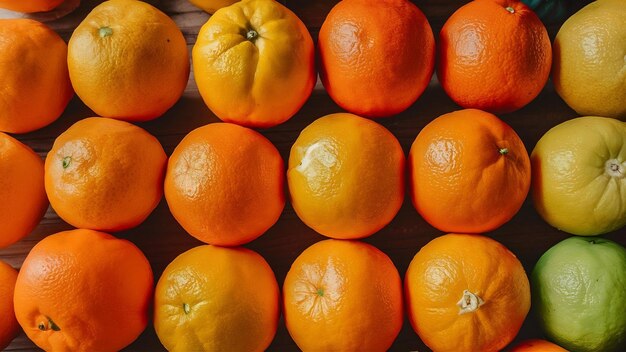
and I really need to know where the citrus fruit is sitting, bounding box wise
[318,0,434,118]
[511,339,568,351]
[45,117,166,232]
[531,116,626,235]
[532,237,626,352]
[0,260,19,350]
[0,0,63,13]
[188,0,236,14]
[13,229,153,352]
[68,0,189,121]
[288,113,404,239]
[438,0,551,113]
[405,233,530,352]
[193,0,315,128]
[154,245,279,352]
[0,132,48,248]
[409,109,530,233]
[283,239,403,351]
[165,123,284,246]
[0,19,72,134]
[552,0,626,119]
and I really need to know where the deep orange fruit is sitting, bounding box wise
[511,339,568,351]
[0,260,19,350]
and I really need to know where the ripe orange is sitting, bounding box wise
[193,0,315,127]
[154,245,279,351]
[405,234,531,352]
[0,132,48,248]
[188,0,236,14]
[0,19,72,134]
[438,0,551,113]
[165,123,284,246]
[283,239,403,351]
[45,117,166,232]
[13,229,153,352]
[318,0,434,117]
[0,0,63,13]
[0,260,19,350]
[68,0,189,121]
[288,113,405,239]
[511,339,568,351]
[409,109,530,233]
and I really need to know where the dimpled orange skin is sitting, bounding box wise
[511,339,568,351]
[318,0,435,118]
[68,0,189,121]
[0,0,63,13]
[405,234,531,352]
[409,109,531,233]
[0,261,19,350]
[0,132,48,249]
[283,239,403,351]
[13,229,153,352]
[165,123,285,246]
[438,0,551,113]
[0,19,73,134]
[45,117,167,232]
[193,0,315,128]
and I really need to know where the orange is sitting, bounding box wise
[68,0,189,121]
[0,132,48,248]
[13,229,153,352]
[318,0,434,118]
[405,234,531,352]
[154,245,279,351]
[438,0,551,113]
[188,0,236,14]
[45,117,166,232]
[283,239,403,351]
[288,113,404,239]
[193,0,315,128]
[0,0,63,13]
[409,109,530,233]
[511,339,568,351]
[0,260,19,350]
[165,123,284,246]
[0,19,72,134]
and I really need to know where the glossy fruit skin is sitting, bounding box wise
[0,132,48,248]
[552,0,626,119]
[68,0,189,121]
[438,0,551,113]
[165,123,284,246]
[510,338,568,351]
[193,0,315,128]
[283,239,403,351]
[154,245,279,352]
[188,0,236,14]
[409,109,530,233]
[0,0,64,13]
[532,237,626,352]
[531,116,626,235]
[45,117,167,232]
[405,234,531,352]
[288,113,405,239]
[13,229,154,352]
[0,261,19,350]
[0,19,73,134]
[318,0,434,118]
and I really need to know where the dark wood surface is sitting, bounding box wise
[2,0,623,351]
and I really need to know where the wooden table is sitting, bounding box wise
[2,0,622,351]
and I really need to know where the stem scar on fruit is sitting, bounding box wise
[99,26,113,38]
[38,316,61,331]
[499,147,509,155]
[457,290,484,315]
[62,156,72,169]
[246,29,258,41]
[505,6,515,14]
[183,303,191,314]
[605,159,625,178]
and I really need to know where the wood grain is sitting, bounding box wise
[2,0,622,351]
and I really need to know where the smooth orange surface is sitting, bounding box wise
[0,261,19,350]
[165,123,285,246]
[318,0,434,118]
[438,0,551,113]
[68,0,189,121]
[283,239,403,351]
[154,245,279,352]
[0,133,48,248]
[0,19,72,134]
[409,109,530,233]
[44,117,167,232]
[405,234,531,352]
[13,229,153,352]
[511,339,569,351]
[0,0,63,13]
